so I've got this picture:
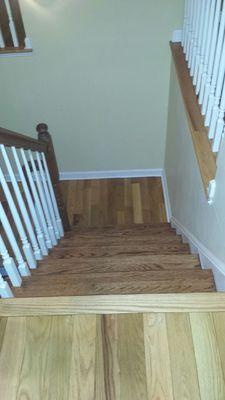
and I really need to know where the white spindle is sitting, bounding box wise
[199,0,217,105]
[1,145,43,261]
[4,0,19,47]
[41,153,64,237]
[205,1,225,127]
[208,36,225,139]
[212,78,225,152]
[196,0,211,95]
[0,273,13,298]
[202,0,222,116]
[28,150,57,246]
[188,0,198,69]
[190,0,202,76]
[186,0,195,62]
[0,202,30,277]
[0,27,5,48]
[184,0,192,54]
[193,0,206,85]
[182,0,189,48]
[35,151,60,240]
[0,235,21,287]
[12,147,48,256]
[0,167,36,269]
[20,148,53,250]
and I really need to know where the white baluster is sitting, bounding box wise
[12,147,48,256]
[35,151,60,240]
[184,0,192,54]
[202,0,222,116]
[0,168,36,269]
[4,0,19,47]
[190,0,202,76]
[1,145,43,261]
[186,0,195,62]
[193,0,206,85]
[182,0,189,48]
[41,152,64,237]
[0,273,13,298]
[0,235,21,287]
[196,0,211,95]
[20,148,53,250]
[205,1,225,127]
[28,150,57,246]
[0,27,5,48]
[208,36,225,139]
[212,78,225,152]
[199,0,217,105]
[0,202,30,277]
[188,0,198,69]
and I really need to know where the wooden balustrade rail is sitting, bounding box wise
[0,124,70,232]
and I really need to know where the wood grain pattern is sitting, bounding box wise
[190,313,225,400]
[1,293,225,317]
[144,313,173,400]
[166,313,201,400]
[1,312,225,399]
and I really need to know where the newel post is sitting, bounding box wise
[36,123,70,232]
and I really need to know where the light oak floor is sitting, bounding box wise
[60,177,167,227]
[0,312,225,399]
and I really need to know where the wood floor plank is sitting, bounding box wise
[94,316,106,400]
[213,313,225,379]
[143,313,174,400]
[41,316,73,400]
[166,313,201,400]
[101,315,120,400]
[190,313,225,400]
[0,317,27,400]
[118,314,148,400]
[68,315,97,400]
[0,317,7,352]
[132,183,143,224]
[15,316,52,400]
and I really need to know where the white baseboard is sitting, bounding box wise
[171,216,225,291]
[59,169,163,181]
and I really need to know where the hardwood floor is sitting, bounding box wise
[0,312,225,399]
[60,177,167,227]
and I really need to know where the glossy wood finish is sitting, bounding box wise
[171,42,216,194]
[60,177,167,227]
[0,126,47,152]
[0,312,225,399]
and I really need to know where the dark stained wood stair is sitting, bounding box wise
[12,223,216,297]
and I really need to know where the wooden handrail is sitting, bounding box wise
[37,123,71,232]
[0,126,47,152]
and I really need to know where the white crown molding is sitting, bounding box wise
[59,169,163,181]
[171,216,225,291]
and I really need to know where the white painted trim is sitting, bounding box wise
[171,216,225,291]
[161,170,172,222]
[172,29,183,43]
[59,169,163,181]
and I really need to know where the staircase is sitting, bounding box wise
[12,223,216,297]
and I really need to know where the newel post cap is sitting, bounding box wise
[36,123,49,134]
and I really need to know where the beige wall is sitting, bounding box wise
[165,61,225,264]
[0,0,182,172]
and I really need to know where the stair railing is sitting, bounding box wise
[182,0,225,153]
[0,123,70,298]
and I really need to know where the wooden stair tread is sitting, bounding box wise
[36,254,201,274]
[12,270,215,297]
[58,234,182,247]
[70,223,173,235]
[47,243,190,258]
